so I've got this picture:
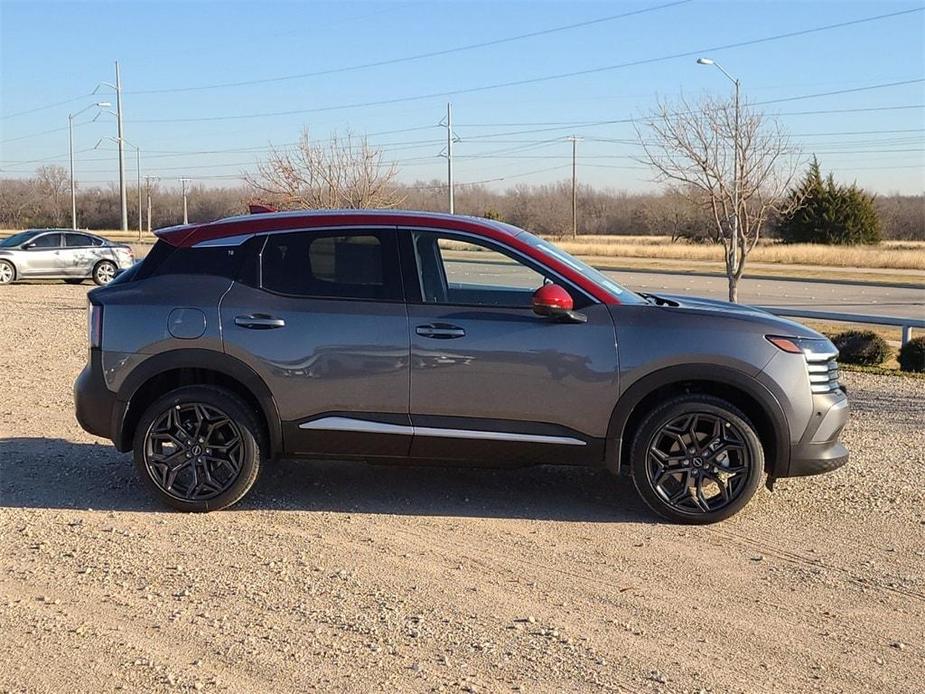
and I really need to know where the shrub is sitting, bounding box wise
[777,158,882,245]
[831,330,891,366]
[898,336,925,373]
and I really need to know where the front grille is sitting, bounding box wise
[806,354,840,394]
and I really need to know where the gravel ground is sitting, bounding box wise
[1,282,924,694]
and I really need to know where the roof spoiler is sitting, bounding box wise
[248,203,277,214]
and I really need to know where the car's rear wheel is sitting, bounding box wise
[629,394,763,524]
[92,260,117,285]
[132,385,263,512]
[0,260,15,285]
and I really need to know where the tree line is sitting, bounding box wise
[1,165,921,241]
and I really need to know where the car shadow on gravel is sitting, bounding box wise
[0,437,654,523]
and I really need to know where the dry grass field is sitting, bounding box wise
[548,235,925,271]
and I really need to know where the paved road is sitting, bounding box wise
[611,268,924,320]
[448,256,924,320]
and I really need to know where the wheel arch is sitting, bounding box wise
[114,349,282,455]
[606,365,790,480]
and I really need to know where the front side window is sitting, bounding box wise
[411,231,554,308]
[29,233,61,249]
[261,230,400,301]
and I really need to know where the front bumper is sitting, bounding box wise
[784,389,849,477]
[74,349,122,445]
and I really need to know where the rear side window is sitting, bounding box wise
[261,230,401,301]
[65,233,96,247]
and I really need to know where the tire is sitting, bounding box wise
[132,385,264,512]
[0,260,15,285]
[92,260,117,285]
[64,278,85,285]
[629,394,764,524]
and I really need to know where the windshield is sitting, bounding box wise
[0,231,40,248]
[516,230,648,305]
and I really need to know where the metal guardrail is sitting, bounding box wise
[756,306,924,345]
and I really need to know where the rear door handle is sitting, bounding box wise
[235,315,286,330]
[415,323,465,339]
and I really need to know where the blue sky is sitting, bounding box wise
[1,0,923,194]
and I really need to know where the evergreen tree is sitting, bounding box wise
[778,157,881,245]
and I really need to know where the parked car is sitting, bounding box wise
[0,229,134,285]
[73,210,849,523]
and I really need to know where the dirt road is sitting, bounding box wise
[1,283,924,693]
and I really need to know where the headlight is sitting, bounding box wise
[767,336,840,394]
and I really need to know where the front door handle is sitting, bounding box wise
[235,314,286,330]
[416,323,465,339]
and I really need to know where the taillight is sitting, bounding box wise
[88,302,103,349]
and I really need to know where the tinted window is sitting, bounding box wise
[261,231,400,300]
[154,246,242,278]
[29,233,61,248]
[65,233,95,247]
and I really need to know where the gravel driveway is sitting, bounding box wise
[1,283,923,693]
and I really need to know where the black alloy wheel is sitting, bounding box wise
[133,386,263,511]
[630,395,763,524]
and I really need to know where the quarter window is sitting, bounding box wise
[261,230,400,301]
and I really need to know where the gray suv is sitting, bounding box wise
[74,210,849,523]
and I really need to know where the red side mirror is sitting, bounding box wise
[532,283,574,315]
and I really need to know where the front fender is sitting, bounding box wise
[605,363,791,478]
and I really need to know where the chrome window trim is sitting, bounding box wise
[299,416,587,447]
[193,233,255,248]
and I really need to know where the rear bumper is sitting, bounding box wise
[782,389,849,478]
[74,349,123,445]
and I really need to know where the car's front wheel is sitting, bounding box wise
[133,385,264,512]
[629,394,764,524]
[92,260,117,285]
[0,260,15,285]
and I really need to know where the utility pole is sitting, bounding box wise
[179,177,191,224]
[567,136,582,237]
[134,146,142,236]
[114,61,128,231]
[144,175,159,233]
[68,102,110,229]
[446,103,454,214]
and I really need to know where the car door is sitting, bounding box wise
[220,228,412,458]
[402,229,619,465]
[62,233,101,276]
[20,232,64,276]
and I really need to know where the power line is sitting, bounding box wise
[125,8,924,124]
[127,1,693,95]
[754,78,925,106]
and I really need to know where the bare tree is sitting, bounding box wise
[637,95,800,301]
[246,129,404,210]
[35,165,71,227]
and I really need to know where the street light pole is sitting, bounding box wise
[68,101,111,230]
[114,61,128,231]
[697,57,741,292]
[93,135,142,237]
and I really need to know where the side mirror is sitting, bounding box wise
[532,284,586,323]
[22,242,35,250]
